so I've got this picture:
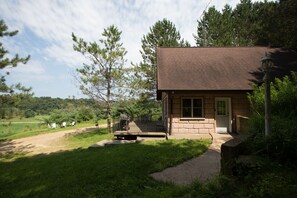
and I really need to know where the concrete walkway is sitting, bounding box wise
[150,133,234,186]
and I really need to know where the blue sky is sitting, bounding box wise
[0,0,261,98]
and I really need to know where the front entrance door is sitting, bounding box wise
[215,98,231,133]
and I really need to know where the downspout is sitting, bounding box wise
[169,91,174,136]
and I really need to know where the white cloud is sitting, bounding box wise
[45,43,86,68]
[4,60,51,82]
[0,0,247,68]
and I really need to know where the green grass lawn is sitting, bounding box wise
[0,133,211,197]
[0,115,49,123]
[62,128,113,149]
[0,120,106,140]
[1,129,296,197]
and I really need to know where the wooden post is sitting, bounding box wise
[264,72,271,137]
[261,53,272,137]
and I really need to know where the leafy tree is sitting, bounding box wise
[248,72,297,162]
[132,18,190,99]
[46,106,95,125]
[249,72,297,118]
[76,106,94,122]
[24,109,36,118]
[72,25,127,133]
[111,98,161,122]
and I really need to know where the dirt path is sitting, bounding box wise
[0,124,107,155]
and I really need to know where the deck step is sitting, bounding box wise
[114,131,166,137]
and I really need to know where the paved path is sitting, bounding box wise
[150,133,234,186]
[0,125,106,155]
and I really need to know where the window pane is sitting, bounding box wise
[183,107,192,117]
[182,99,191,107]
[217,101,226,115]
[193,107,202,117]
[182,99,192,117]
[193,99,202,108]
[193,99,202,117]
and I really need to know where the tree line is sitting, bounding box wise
[195,0,297,48]
[0,96,99,119]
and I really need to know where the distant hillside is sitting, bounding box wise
[21,97,98,115]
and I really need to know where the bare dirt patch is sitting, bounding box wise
[0,125,106,156]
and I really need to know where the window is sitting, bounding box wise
[181,98,203,118]
[216,100,227,115]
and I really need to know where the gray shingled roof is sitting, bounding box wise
[157,47,297,91]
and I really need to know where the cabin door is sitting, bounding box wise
[215,97,232,133]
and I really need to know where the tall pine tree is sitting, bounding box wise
[72,25,127,133]
[0,19,30,93]
[0,19,32,119]
[133,18,190,99]
[194,0,297,50]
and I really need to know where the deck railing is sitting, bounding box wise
[236,115,249,134]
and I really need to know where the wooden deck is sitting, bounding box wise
[114,131,166,137]
[114,121,166,139]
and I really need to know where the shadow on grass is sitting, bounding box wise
[0,128,107,161]
[64,128,108,139]
[0,140,31,161]
[0,139,209,197]
[63,126,103,137]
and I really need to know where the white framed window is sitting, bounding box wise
[181,98,203,118]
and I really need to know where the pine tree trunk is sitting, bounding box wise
[107,107,111,133]
[107,74,112,133]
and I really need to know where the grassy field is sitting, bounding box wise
[0,115,49,123]
[0,118,107,140]
[62,128,113,149]
[0,132,211,197]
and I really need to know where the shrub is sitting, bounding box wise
[75,108,94,122]
[45,107,96,125]
[248,72,297,163]
[24,110,36,118]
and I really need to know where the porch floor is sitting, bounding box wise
[114,121,166,138]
